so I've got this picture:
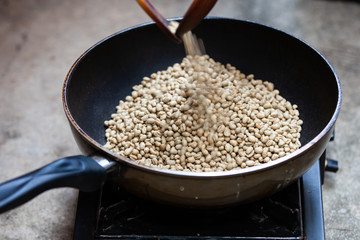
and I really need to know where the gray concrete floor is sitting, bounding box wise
[0,0,359,239]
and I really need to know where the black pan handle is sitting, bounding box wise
[0,155,107,214]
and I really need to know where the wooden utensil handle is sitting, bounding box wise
[136,0,181,43]
[136,0,217,43]
[176,0,217,37]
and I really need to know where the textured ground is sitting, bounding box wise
[0,0,359,239]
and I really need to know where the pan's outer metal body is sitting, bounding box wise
[63,18,341,207]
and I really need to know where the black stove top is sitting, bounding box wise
[73,159,326,240]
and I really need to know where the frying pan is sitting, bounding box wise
[0,18,341,212]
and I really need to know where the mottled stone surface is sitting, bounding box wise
[0,0,359,239]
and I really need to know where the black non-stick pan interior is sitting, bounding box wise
[65,18,339,149]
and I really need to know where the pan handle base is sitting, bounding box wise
[0,155,106,214]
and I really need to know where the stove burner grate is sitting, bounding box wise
[96,179,302,239]
[73,161,325,240]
